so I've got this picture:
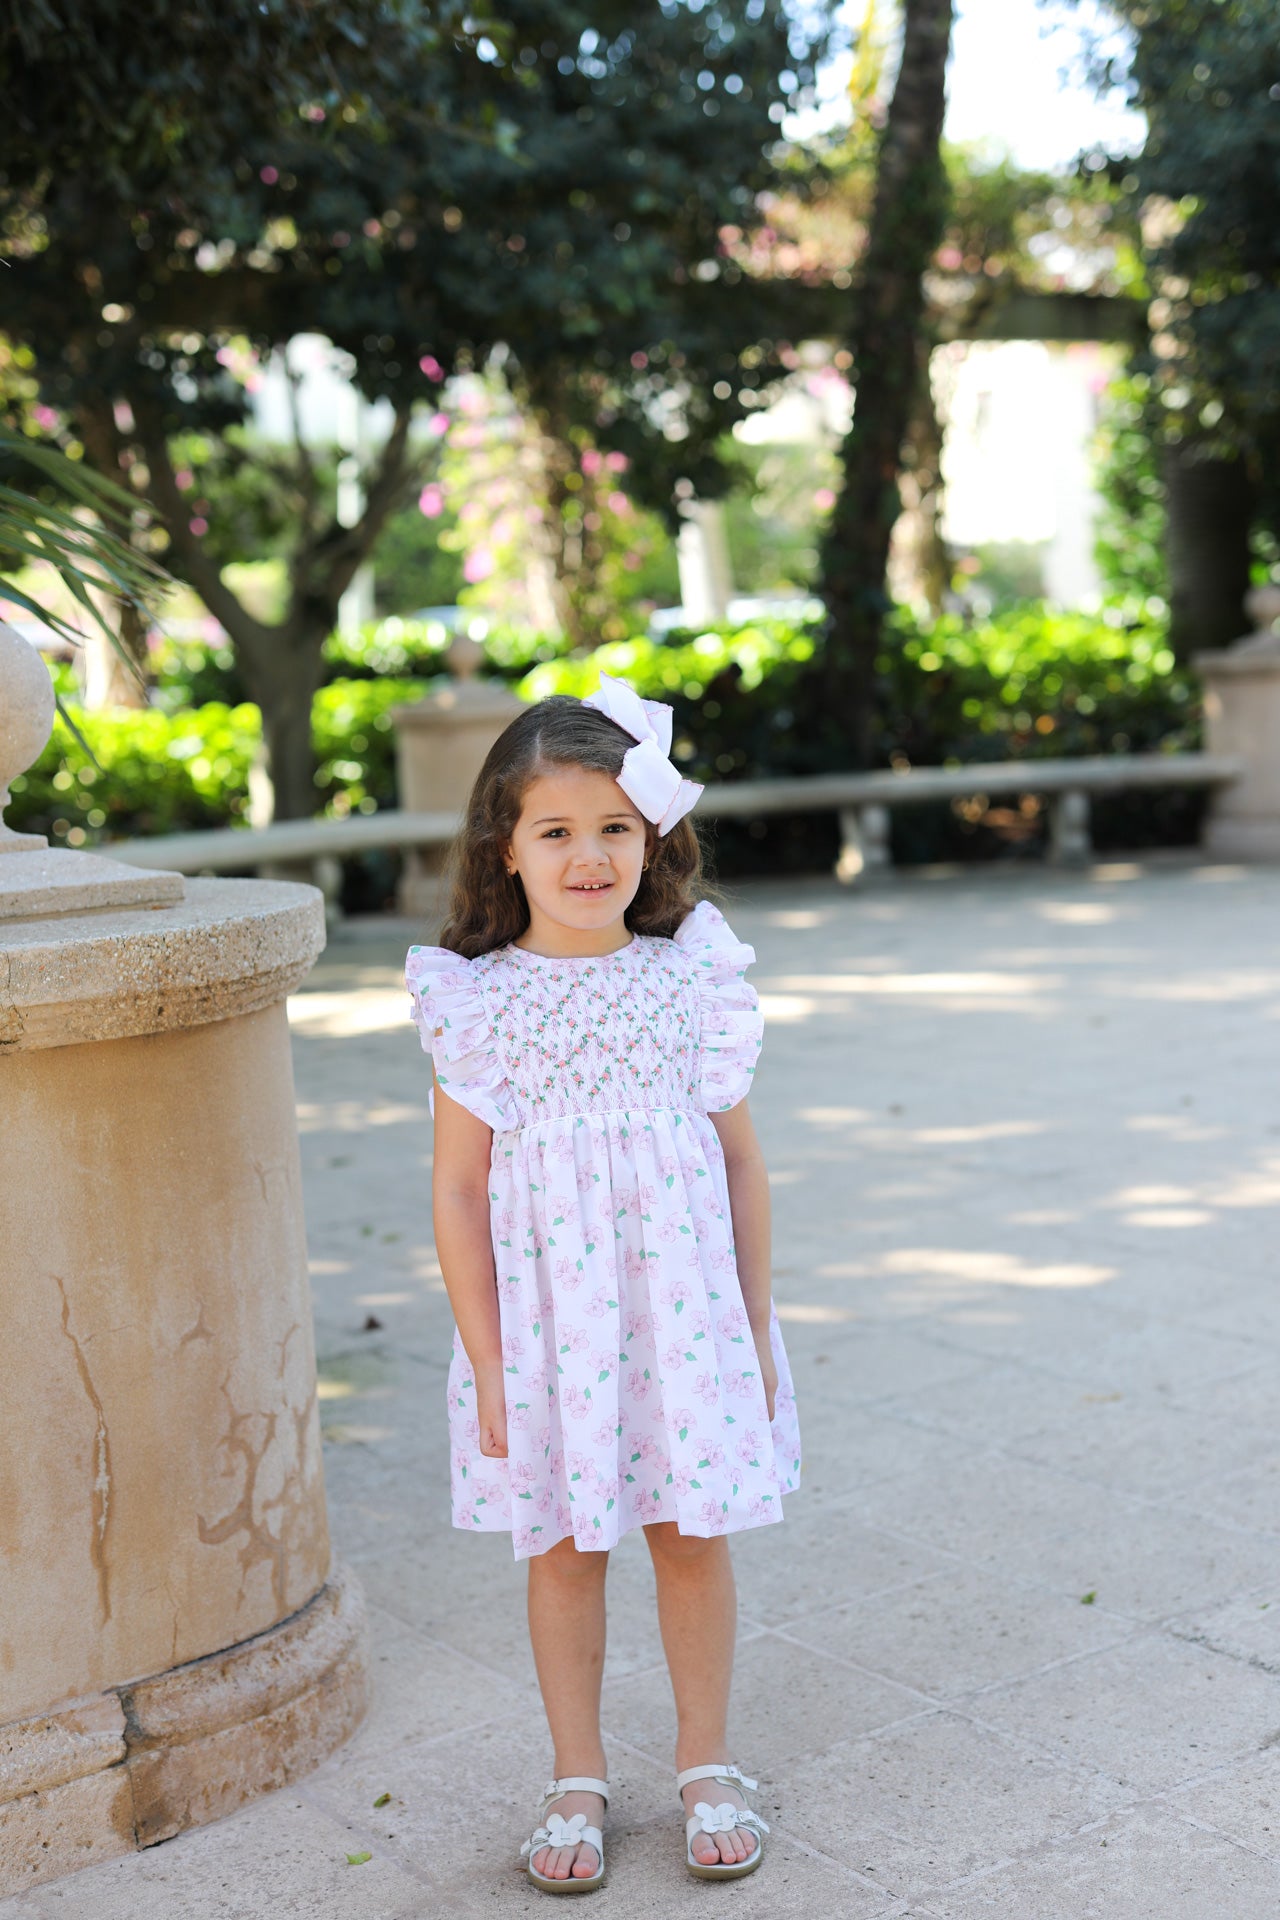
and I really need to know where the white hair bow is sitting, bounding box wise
[582,671,704,836]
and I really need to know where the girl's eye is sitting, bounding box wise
[603,822,631,834]
[540,827,569,839]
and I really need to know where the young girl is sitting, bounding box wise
[406,674,801,1893]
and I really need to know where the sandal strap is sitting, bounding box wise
[676,1762,758,1796]
[541,1775,609,1810]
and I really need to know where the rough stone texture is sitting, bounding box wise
[4,860,1279,1918]
[0,878,324,1052]
[0,1001,331,1724]
[0,849,184,924]
[0,1572,366,1895]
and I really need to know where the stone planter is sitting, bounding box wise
[1199,584,1280,860]
[393,635,521,922]
[0,625,366,1893]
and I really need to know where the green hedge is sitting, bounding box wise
[7,679,428,846]
[8,606,1205,872]
[519,606,1203,868]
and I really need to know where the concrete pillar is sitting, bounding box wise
[393,634,522,923]
[0,625,367,1894]
[1199,585,1280,860]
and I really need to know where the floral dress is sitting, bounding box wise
[405,901,801,1559]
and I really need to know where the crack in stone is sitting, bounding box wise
[178,1304,214,1348]
[54,1275,113,1626]
[197,1374,290,1615]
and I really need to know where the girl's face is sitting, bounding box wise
[506,764,648,954]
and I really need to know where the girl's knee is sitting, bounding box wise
[644,1521,727,1565]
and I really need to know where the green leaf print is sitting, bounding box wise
[518,1491,533,1500]
[679,1426,688,1441]
[506,1365,518,1375]
[665,1175,675,1189]
[690,1478,702,1490]
[674,1300,684,1315]
[684,1351,696,1363]
[606,1498,615,1511]
[598,1371,610,1384]
[625,1473,636,1484]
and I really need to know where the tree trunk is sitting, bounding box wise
[235,621,328,823]
[1163,440,1254,656]
[819,0,954,764]
[82,597,149,708]
[888,344,951,616]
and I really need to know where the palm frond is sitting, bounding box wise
[0,428,170,660]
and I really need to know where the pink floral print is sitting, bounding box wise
[406,901,801,1559]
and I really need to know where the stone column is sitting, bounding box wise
[1199,584,1280,860]
[0,625,367,1894]
[394,633,522,922]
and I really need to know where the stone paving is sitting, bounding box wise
[10,860,1280,1918]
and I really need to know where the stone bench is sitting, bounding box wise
[110,750,1243,898]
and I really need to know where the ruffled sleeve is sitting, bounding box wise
[404,946,514,1132]
[673,901,764,1112]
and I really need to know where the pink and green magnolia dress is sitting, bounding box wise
[405,900,801,1559]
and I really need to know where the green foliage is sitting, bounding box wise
[6,677,427,844]
[8,702,261,843]
[1093,372,1170,609]
[0,426,169,654]
[521,605,1202,868]
[7,608,1204,870]
[1100,1,1280,507]
[372,497,465,616]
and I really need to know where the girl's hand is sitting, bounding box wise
[757,1342,778,1422]
[474,1362,509,1458]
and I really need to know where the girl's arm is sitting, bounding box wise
[709,1099,777,1418]
[431,1078,508,1457]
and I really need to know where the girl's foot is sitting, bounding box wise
[679,1766,759,1858]
[529,1786,605,1883]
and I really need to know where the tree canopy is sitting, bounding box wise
[1,0,820,812]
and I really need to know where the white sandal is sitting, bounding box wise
[520,1776,608,1894]
[678,1763,769,1881]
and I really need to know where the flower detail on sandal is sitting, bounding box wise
[522,1812,592,1857]
[691,1800,770,1840]
[521,1776,608,1895]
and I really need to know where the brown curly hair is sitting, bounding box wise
[437,696,710,959]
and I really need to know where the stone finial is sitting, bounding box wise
[1238,583,1280,654]
[446,630,485,682]
[0,621,56,853]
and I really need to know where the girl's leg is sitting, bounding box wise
[526,1535,610,1881]
[643,1524,757,1868]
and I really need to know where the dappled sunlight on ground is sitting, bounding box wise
[177,863,1280,1917]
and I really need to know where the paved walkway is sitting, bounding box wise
[14,861,1280,1918]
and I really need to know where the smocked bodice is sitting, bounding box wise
[406,900,762,1136]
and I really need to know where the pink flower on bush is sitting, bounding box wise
[463,546,494,584]
[418,484,444,518]
[419,353,444,381]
